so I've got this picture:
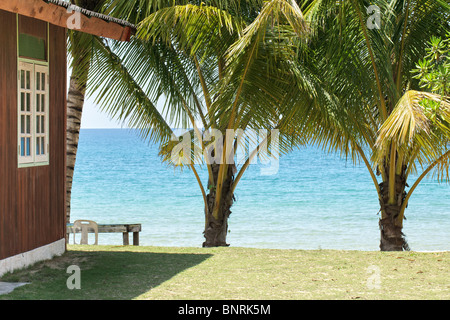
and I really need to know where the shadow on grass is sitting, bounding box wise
[0,248,212,300]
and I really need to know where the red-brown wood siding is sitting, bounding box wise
[0,10,67,260]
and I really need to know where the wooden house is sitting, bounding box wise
[0,0,135,277]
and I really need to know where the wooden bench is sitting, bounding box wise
[67,223,142,246]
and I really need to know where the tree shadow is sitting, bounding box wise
[0,248,212,300]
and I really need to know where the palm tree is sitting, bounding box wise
[237,0,450,251]
[374,33,450,248]
[308,0,450,251]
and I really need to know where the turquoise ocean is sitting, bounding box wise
[71,129,449,251]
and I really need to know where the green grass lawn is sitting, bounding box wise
[0,245,448,300]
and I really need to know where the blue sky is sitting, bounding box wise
[80,96,171,129]
[81,97,123,129]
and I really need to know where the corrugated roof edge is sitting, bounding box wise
[46,0,136,30]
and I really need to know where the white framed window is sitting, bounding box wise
[18,61,49,167]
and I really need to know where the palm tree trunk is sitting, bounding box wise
[378,165,410,251]
[203,164,235,247]
[66,76,87,225]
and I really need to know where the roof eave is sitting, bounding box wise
[0,0,136,42]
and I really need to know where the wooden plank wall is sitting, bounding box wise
[0,11,66,260]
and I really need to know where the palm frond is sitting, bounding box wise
[86,37,174,144]
[374,90,450,179]
[137,3,245,60]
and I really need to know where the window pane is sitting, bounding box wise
[36,94,40,112]
[26,115,30,134]
[26,137,30,156]
[21,138,25,156]
[36,72,40,90]
[26,71,30,89]
[41,94,45,112]
[41,137,45,155]
[20,70,25,89]
[41,73,45,91]
[41,116,45,134]
[21,115,25,134]
[36,137,40,155]
[18,34,46,61]
[20,92,25,111]
[26,93,30,112]
[36,115,40,133]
